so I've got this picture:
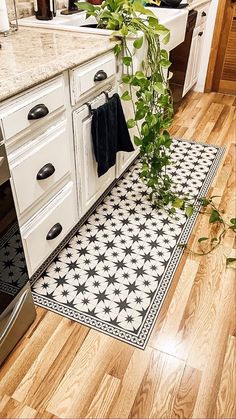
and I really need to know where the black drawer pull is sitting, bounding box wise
[28,104,49,120]
[46,223,62,240]
[198,31,204,37]
[37,163,55,180]
[201,11,207,17]
[94,70,108,82]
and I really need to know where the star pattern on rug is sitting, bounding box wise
[31,139,223,348]
[0,137,222,347]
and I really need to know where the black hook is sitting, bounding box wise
[101,91,109,101]
[85,102,94,115]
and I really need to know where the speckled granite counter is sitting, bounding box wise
[0,27,116,102]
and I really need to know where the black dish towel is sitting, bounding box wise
[91,93,134,177]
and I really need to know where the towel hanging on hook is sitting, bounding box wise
[86,90,111,116]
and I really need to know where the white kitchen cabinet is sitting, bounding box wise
[70,52,117,106]
[183,2,210,96]
[9,119,71,215]
[0,73,78,276]
[0,76,65,141]
[73,88,117,216]
[0,53,139,276]
[21,182,77,276]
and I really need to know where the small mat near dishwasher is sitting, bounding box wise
[32,139,224,349]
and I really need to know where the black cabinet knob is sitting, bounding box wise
[94,70,108,82]
[46,223,63,240]
[36,163,55,180]
[198,31,204,37]
[201,11,207,17]
[28,104,49,120]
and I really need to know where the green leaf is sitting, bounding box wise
[154,82,165,95]
[185,205,194,217]
[173,198,184,209]
[198,237,209,243]
[162,31,170,45]
[135,70,145,79]
[121,91,131,101]
[209,209,222,223]
[148,16,160,30]
[160,59,171,69]
[121,25,128,36]
[134,135,141,146]
[226,257,236,267]
[200,197,211,207]
[135,108,146,120]
[114,44,122,56]
[76,1,95,12]
[133,36,143,49]
[160,49,169,60]
[133,0,155,16]
[230,218,236,225]
[122,75,131,84]
[127,119,136,129]
[141,123,149,136]
[122,56,132,66]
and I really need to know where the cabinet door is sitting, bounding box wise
[183,33,198,97]
[73,90,116,216]
[192,26,205,86]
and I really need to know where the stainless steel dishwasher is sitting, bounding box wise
[0,141,36,366]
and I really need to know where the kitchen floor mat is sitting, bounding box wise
[31,139,224,349]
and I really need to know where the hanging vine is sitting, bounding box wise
[78,0,193,213]
[77,0,236,265]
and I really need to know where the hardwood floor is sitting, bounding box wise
[0,91,235,419]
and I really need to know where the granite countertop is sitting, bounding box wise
[0,27,117,102]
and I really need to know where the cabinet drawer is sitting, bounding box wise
[0,76,65,140]
[10,121,70,214]
[21,182,76,275]
[70,52,116,105]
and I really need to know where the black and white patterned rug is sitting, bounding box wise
[30,139,224,348]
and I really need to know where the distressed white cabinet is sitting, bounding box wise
[0,51,139,275]
[183,1,210,96]
[0,74,78,276]
[73,88,117,216]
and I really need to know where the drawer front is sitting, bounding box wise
[70,53,116,104]
[0,76,65,140]
[10,121,70,214]
[196,3,209,27]
[22,182,76,275]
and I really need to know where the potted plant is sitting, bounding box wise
[77,0,184,209]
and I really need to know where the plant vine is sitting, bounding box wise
[78,0,192,213]
[77,0,236,265]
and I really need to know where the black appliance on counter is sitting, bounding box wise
[0,141,36,366]
[169,9,198,110]
[160,0,188,8]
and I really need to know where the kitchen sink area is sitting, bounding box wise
[18,7,188,51]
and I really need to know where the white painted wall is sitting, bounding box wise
[194,0,219,92]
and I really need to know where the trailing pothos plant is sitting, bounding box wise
[77,0,236,265]
[77,0,192,212]
[178,196,236,267]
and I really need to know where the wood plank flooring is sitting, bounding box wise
[0,91,235,419]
